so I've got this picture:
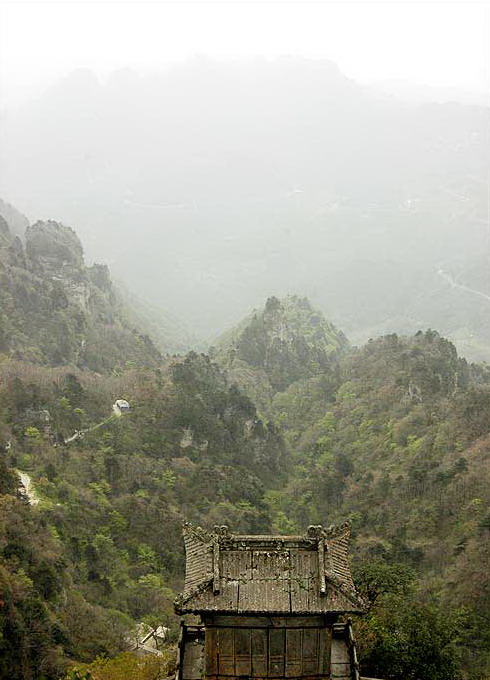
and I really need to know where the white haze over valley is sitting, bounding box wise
[0,0,489,359]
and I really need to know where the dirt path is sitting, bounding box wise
[437,268,490,305]
[64,412,118,444]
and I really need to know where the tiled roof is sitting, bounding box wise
[175,523,365,615]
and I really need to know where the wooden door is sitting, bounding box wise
[206,624,331,680]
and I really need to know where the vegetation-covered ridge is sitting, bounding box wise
[266,330,490,679]
[0,286,489,679]
[215,299,490,679]
[0,211,164,372]
[214,294,348,410]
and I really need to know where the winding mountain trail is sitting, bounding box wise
[64,414,117,444]
[64,404,127,444]
[437,268,490,305]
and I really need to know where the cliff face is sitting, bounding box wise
[26,221,93,311]
[0,215,161,371]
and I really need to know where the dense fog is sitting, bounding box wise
[1,58,488,359]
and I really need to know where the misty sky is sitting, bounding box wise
[0,0,488,107]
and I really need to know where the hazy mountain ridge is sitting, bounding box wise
[0,58,487,358]
[0,212,164,371]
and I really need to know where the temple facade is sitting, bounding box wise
[175,523,366,680]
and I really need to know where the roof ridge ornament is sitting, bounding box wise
[183,521,214,543]
[213,524,231,538]
[306,524,324,539]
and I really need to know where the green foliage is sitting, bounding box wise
[241,329,490,678]
[0,219,162,372]
[216,295,347,402]
[0,349,288,675]
[353,559,416,607]
[1,278,490,679]
[357,597,461,680]
[24,425,41,439]
[64,650,175,680]
[0,497,67,679]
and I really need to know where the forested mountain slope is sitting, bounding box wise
[0,352,286,678]
[221,301,490,678]
[0,214,164,371]
[214,295,347,409]
[1,280,489,678]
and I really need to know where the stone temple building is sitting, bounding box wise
[174,523,366,680]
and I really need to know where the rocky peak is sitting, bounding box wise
[217,295,349,394]
[26,220,84,268]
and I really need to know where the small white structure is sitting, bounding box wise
[113,399,130,416]
[127,622,170,656]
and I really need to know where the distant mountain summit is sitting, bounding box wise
[26,219,84,267]
[215,295,347,406]
[0,212,163,371]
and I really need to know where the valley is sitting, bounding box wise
[0,208,489,679]
[0,60,488,361]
